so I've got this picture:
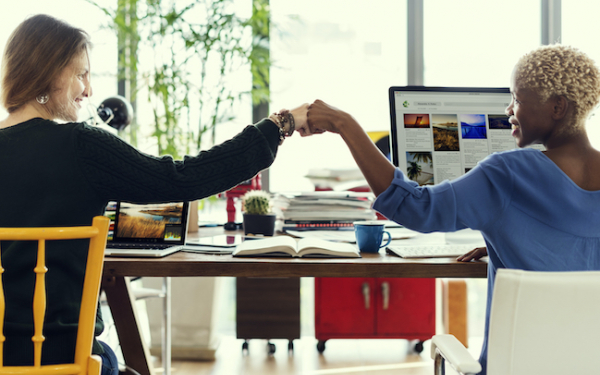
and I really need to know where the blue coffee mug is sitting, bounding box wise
[354,221,392,253]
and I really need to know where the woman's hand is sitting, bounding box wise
[296,99,354,136]
[271,103,309,138]
[456,247,488,262]
[289,103,309,135]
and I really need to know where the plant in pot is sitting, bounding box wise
[241,190,276,236]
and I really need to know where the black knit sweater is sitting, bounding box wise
[0,117,279,365]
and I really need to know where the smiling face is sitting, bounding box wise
[505,68,556,148]
[49,49,92,122]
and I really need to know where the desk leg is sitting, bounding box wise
[103,276,155,375]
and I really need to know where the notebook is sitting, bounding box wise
[104,201,190,257]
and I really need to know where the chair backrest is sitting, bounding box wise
[0,216,109,375]
[487,268,600,375]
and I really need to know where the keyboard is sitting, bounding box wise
[107,243,173,250]
[386,244,477,258]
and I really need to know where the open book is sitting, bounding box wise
[233,236,360,258]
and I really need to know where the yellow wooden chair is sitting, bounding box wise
[0,216,109,375]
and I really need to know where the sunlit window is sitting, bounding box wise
[268,0,407,192]
[424,0,540,88]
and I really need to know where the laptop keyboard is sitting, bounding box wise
[107,243,173,250]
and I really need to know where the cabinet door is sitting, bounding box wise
[315,277,376,337]
[375,278,435,338]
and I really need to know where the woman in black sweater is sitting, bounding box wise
[0,14,306,374]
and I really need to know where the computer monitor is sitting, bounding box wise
[388,86,530,185]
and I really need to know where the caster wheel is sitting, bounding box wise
[414,341,424,354]
[288,341,294,352]
[242,340,249,353]
[316,340,326,353]
[267,342,276,355]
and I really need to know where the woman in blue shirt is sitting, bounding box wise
[299,44,600,374]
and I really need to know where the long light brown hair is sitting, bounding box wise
[1,14,91,115]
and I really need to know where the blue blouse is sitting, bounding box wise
[373,148,600,375]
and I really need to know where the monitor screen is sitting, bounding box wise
[388,86,540,185]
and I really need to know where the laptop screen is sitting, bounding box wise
[388,86,526,185]
[105,201,189,245]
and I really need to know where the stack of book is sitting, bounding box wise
[273,191,377,231]
[304,168,368,191]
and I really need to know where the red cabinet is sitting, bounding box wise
[315,277,435,353]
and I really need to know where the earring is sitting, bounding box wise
[36,94,49,104]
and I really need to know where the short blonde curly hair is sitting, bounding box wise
[514,44,600,125]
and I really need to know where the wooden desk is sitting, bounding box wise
[102,237,487,375]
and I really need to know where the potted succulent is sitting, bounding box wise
[241,190,276,236]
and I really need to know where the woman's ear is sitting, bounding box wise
[551,95,569,120]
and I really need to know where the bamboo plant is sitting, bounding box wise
[88,0,270,158]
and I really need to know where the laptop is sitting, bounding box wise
[104,201,190,257]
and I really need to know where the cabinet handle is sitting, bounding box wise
[362,282,370,309]
[381,282,390,310]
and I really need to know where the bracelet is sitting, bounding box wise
[268,113,286,145]
[273,111,295,136]
[269,110,296,144]
[284,112,295,136]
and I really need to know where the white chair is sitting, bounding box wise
[431,268,600,375]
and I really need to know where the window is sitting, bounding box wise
[269,0,407,192]
[424,0,540,88]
